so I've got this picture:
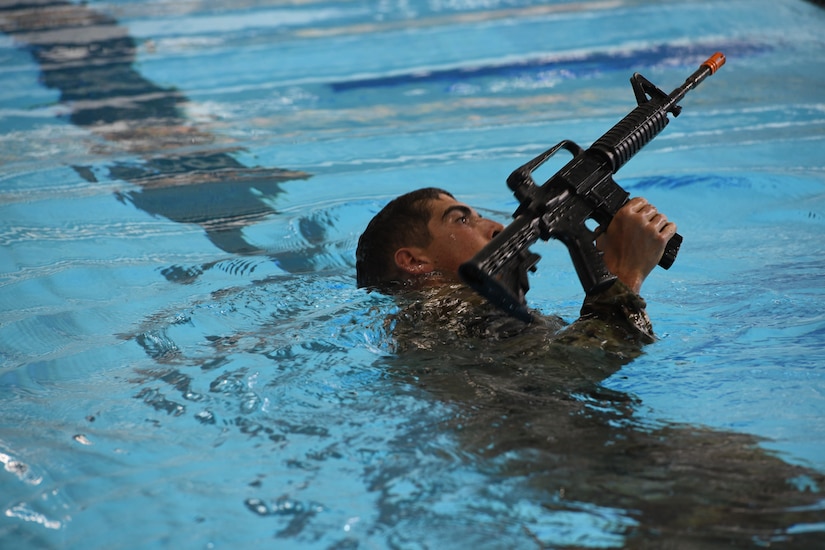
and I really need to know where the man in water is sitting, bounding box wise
[356,187,677,354]
[356,188,825,546]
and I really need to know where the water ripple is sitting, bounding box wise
[0,220,181,246]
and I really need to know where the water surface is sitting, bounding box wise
[1,0,824,547]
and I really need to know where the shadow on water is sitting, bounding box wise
[0,0,320,279]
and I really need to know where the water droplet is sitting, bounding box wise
[244,498,270,516]
[73,434,92,446]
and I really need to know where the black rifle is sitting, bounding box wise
[459,53,726,322]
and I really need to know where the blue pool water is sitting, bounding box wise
[1,0,825,547]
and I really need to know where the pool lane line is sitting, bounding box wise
[330,40,769,92]
[0,0,319,279]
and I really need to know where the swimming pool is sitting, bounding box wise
[1,0,824,547]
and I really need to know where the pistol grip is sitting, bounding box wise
[555,225,617,295]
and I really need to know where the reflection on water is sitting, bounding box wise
[386,353,825,546]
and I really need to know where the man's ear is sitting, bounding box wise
[394,247,434,275]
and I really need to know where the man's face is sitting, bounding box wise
[417,194,505,279]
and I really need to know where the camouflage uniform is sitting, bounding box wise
[389,280,654,358]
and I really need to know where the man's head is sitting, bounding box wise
[356,187,504,291]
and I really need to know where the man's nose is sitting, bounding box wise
[485,219,505,239]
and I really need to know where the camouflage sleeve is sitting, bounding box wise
[553,281,655,355]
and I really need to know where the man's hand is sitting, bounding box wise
[595,197,677,295]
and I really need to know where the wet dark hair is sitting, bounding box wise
[355,187,453,291]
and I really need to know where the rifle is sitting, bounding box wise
[458,52,726,322]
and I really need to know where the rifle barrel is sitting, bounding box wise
[666,52,726,110]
